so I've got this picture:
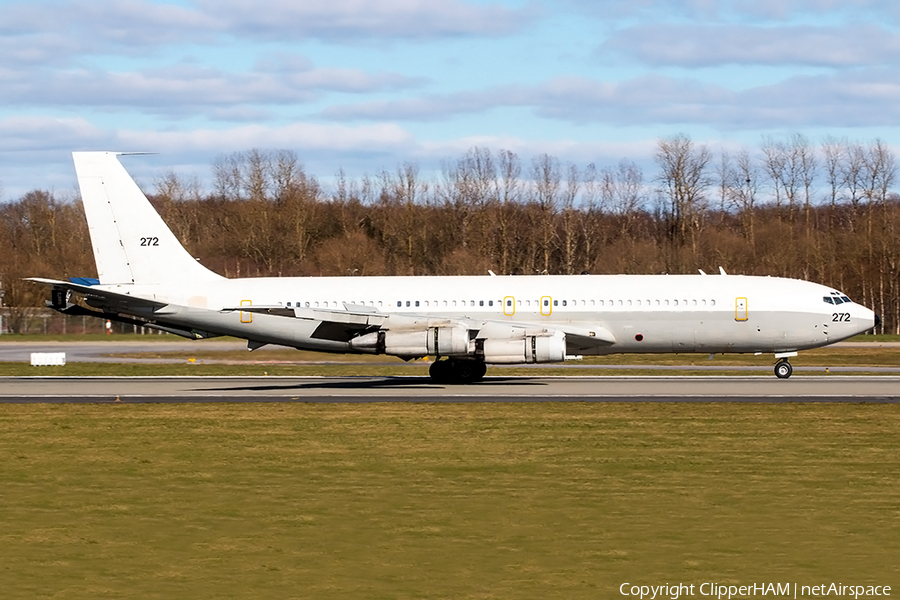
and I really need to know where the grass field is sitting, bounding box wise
[1,403,898,599]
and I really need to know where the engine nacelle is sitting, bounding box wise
[481,330,566,364]
[350,325,471,357]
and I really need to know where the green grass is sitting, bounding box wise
[1,403,898,599]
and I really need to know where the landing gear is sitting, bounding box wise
[429,359,486,384]
[774,358,793,379]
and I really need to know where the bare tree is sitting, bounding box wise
[561,163,580,274]
[496,149,521,274]
[531,154,561,274]
[729,149,759,246]
[655,134,712,268]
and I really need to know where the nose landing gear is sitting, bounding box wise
[774,358,793,379]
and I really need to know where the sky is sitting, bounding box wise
[2,0,900,199]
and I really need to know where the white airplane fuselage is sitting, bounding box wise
[95,272,870,356]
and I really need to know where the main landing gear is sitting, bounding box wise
[429,359,487,384]
[774,358,793,379]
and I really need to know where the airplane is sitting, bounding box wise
[29,152,878,383]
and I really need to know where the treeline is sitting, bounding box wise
[2,134,899,334]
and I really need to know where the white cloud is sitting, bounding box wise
[0,60,423,117]
[316,68,900,130]
[601,24,900,68]
[0,0,533,69]
[563,0,898,22]
[195,0,535,40]
[115,122,415,154]
[0,116,109,151]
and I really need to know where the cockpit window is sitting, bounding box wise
[841,296,851,303]
[833,297,844,305]
[823,296,834,304]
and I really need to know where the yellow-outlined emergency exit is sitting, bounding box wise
[503,296,515,316]
[735,297,748,321]
[540,296,552,316]
[240,299,253,323]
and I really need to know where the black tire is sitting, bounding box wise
[774,360,793,379]
[472,361,487,382]
[454,360,477,383]
[429,359,452,384]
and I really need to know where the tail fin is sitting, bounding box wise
[73,152,223,285]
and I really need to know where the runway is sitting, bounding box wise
[1,375,898,403]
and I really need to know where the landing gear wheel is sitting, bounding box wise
[472,361,487,382]
[453,360,478,384]
[774,359,793,379]
[429,359,453,384]
[429,359,486,384]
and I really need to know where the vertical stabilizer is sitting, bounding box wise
[73,152,222,285]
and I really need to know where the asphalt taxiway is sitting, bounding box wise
[1,375,898,403]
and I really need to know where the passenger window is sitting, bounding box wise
[489,300,493,307]
[415,301,420,307]
[406,301,410,307]
[480,300,484,306]
[543,299,549,307]
[562,300,567,307]
[506,300,512,307]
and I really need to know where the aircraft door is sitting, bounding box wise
[503,296,515,316]
[735,297,748,321]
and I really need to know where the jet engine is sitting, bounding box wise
[349,324,471,357]
[480,330,566,363]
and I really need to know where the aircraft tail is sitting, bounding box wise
[73,152,223,285]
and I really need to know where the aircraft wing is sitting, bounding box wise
[226,303,616,347]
